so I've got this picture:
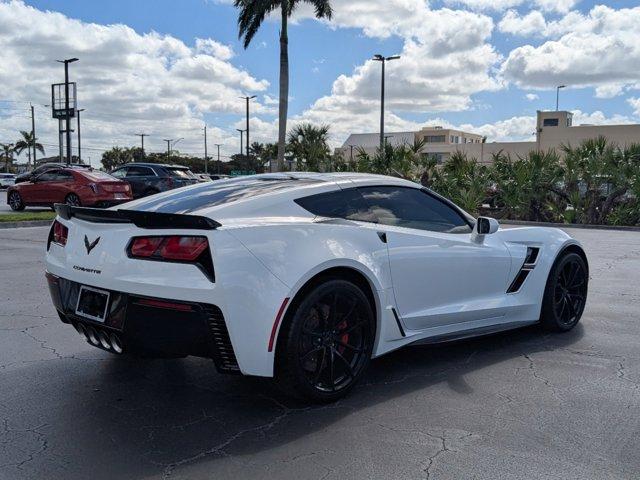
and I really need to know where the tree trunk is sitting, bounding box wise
[599,187,627,224]
[275,1,289,172]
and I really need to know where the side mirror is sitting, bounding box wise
[472,216,499,241]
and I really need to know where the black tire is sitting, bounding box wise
[65,193,81,207]
[540,252,588,332]
[276,278,375,403]
[8,191,25,211]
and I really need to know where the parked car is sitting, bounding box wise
[7,167,132,211]
[46,173,588,402]
[109,163,199,199]
[15,162,91,184]
[0,173,16,189]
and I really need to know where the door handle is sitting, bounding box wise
[377,231,387,243]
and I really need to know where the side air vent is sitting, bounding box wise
[204,306,240,374]
[507,247,540,294]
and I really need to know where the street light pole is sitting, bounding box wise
[214,143,222,174]
[556,85,566,111]
[372,54,400,151]
[135,133,148,160]
[240,95,257,158]
[30,104,36,167]
[164,139,171,162]
[236,129,245,156]
[76,108,85,164]
[56,58,78,165]
[204,125,208,174]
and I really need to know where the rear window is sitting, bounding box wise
[128,176,324,213]
[82,171,118,181]
[166,168,193,179]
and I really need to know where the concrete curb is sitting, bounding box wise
[502,220,640,232]
[0,220,53,229]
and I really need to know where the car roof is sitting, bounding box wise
[119,171,422,221]
[118,163,189,169]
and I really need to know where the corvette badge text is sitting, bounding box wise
[73,265,102,275]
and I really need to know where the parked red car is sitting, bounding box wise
[7,167,133,211]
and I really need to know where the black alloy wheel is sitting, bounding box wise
[65,193,81,207]
[541,252,588,331]
[8,191,25,211]
[277,278,374,402]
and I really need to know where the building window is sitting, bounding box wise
[425,135,446,143]
[543,118,559,127]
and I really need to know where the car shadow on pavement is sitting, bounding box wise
[7,323,584,479]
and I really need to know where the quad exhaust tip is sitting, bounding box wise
[75,322,123,354]
[98,330,112,350]
[109,333,123,354]
[86,326,100,346]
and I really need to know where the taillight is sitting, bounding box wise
[127,236,214,281]
[52,220,68,246]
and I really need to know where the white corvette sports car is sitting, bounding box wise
[45,173,588,401]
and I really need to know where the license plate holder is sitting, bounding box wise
[75,285,110,323]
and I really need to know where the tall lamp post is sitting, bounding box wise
[236,129,245,156]
[135,133,148,160]
[56,57,78,165]
[372,54,400,151]
[556,85,566,111]
[214,143,222,174]
[240,95,256,158]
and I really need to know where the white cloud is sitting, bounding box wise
[0,0,270,164]
[445,0,578,13]
[525,93,539,101]
[626,98,640,117]
[500,6,640,94]
[295,5,501,144]
[594,84,625,99]
[499,10,547,37]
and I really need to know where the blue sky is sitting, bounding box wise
[1,0,640,163]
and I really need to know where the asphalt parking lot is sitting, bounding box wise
[0,225,638,480]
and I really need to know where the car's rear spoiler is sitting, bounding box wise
[54,204,221,230]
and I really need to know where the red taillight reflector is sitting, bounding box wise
[268,297,290,352]
[129,236,208,261]
[158,236,208,261]
[53,220,68,246]
[130,237,164,257]
[137,298,193,312]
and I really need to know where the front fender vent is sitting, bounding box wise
[507,247,540,294]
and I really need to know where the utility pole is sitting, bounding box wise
[30,104,36,167]
[349,145,354,162]
[135,133,148,160]
[236,129,245,157]
[204,125,208,174]
[214,143,222,174]
[240,95,256,158]
[372,54,400,151]
[57,58,78,165]
[77,108,84,164]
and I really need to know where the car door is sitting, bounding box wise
[26,170,61,203]
[357,186,513,332]
[125,166,156,198]
[45,169,75,204]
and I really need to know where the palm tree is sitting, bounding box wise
[14,130,44,168]
[0,143,16,173]
[234,0,333,171]
[287,123,330,171]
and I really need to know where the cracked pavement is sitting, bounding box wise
[0,226,639,479]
